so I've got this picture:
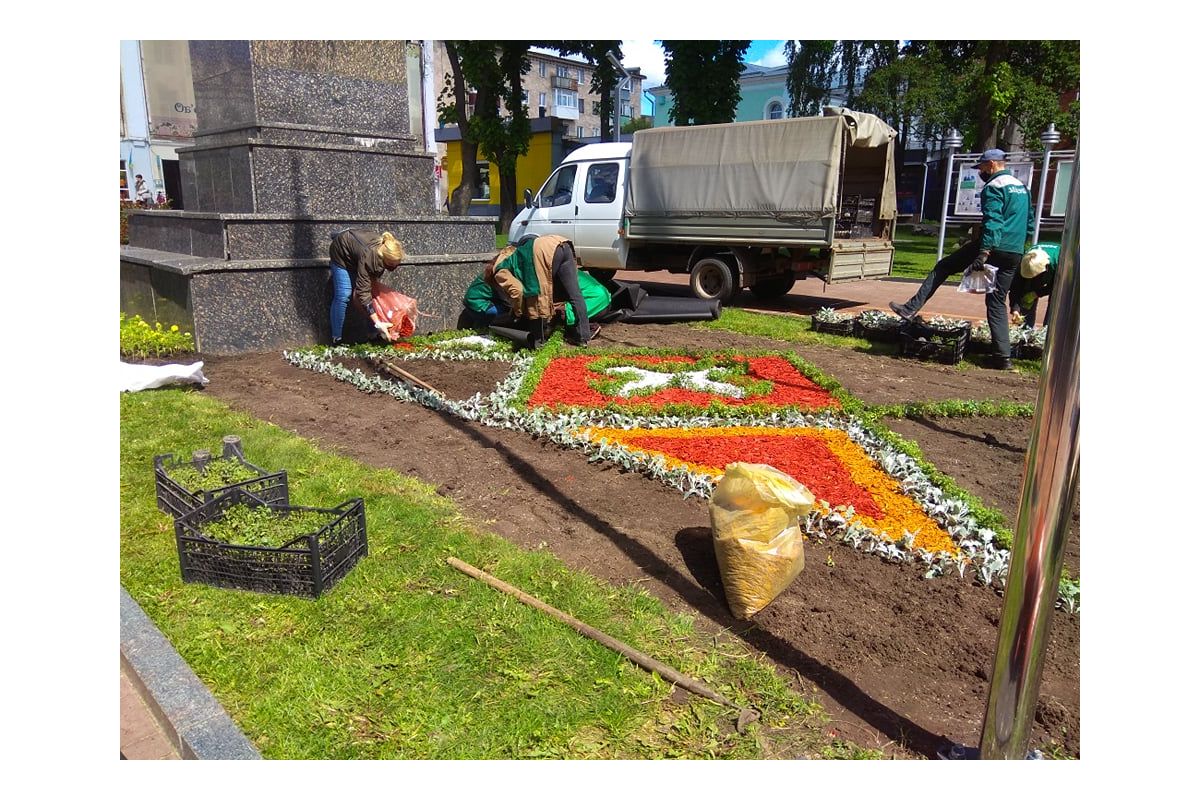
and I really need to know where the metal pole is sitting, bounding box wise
[978,147,1081,760]
[918,161,929,224]
[936,130,962,262]
[1032,124,1061,244]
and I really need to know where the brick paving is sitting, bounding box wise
[120,663,179,760]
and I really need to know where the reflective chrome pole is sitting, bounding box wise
[978,148,1081,759]
[1032,124,1062,244]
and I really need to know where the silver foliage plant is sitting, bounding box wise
[284,338,1075,611]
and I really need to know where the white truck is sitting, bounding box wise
[508,107,899,302]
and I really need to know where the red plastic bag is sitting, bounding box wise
[371,281,418,338]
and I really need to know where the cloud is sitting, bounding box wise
[620,40,667,88]
[750,41,789,68]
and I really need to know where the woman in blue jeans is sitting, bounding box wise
[328,228,406,345]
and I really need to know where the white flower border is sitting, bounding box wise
[283,337,1076,612]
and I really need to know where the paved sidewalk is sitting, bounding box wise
[120,663,180,760]
[613,270,1049,327]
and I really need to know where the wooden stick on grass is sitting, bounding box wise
[447,556,757,727]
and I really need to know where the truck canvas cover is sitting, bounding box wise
[625,107,896,226]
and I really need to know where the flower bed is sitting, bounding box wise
[581,426,957,555]
[285,333,1070,605]
[527,352,842,414]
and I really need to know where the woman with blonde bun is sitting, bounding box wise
[328,229,406,344]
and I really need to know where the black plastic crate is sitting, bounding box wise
[155,439,288,520]
[811,318,856,337]
[853,320,901,343]
[174,489,368,598]
[899,319,970,365]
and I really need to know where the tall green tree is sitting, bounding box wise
[437,41,534,232]
[883,41,1080,151]
[660,40,750,125]
[555,41,624,142]
[784,40,837,117]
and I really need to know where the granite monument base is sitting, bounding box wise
[121,246,492,354]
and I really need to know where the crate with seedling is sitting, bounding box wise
[899,315,971,365]
[853,309,903,343]
[154,436,289,519]
[174,488,368,598]
[810,307,856,337]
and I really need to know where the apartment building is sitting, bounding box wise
[431,44,643,141]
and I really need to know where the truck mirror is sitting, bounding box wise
[524,188,533,209]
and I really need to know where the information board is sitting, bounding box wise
[954,162,1034,216]
[1051,161,1075,217]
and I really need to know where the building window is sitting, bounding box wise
[120,160,130,200]
[767,101,784,120]
[539,60,545,77]
[578,98,585,113]
[622,104,632,118]
[557,64,570,78]
[539,92,546,108]
[577,125,585,138]
[577,67,584,83]
[592,100,601,115]
[592,127,600,137]
[522,89,529,105]
[474,162,491,201]
[554,88,576,107]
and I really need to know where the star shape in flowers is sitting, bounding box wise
[602,365,745,398]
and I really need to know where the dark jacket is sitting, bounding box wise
[330,229,385,312]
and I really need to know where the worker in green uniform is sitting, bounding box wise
[1010,243,1060,330]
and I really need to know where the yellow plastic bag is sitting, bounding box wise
[709,462,814,619]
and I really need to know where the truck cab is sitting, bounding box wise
[508,143,631,270]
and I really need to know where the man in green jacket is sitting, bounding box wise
[891,148,1034,369]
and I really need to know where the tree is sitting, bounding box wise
[660,40,750,125]
[555,41,624,142]
[882,41,1080,151]
[784,40,837,117]
[621,116,653,135]
[437,41,534,232]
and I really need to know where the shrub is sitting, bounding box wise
[120,313,194,358]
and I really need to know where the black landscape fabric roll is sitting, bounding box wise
[621,295,721,323]
[488,324,535,348]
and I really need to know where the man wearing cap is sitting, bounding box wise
[891,148,1034,369]
[1010,242,1060,329]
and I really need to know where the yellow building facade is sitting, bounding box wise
[436,117,571,214]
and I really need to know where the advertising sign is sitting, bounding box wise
[141,40,198,139]
[1051,161,1075,217]
[954,161,1034,216]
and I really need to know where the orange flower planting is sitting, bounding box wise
[581,426,958,556]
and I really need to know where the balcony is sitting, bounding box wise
[551,75,578,91]
[551,103,580,120]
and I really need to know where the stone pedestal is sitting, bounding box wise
[121,40,495,354]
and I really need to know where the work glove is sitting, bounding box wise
[968,249,991,273]
[374,319,394,341]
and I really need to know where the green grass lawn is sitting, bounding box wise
[693,308,1042,375]
[122,388,873,759]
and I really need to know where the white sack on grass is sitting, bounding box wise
[119,361,209,392]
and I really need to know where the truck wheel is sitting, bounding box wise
[749,275,796,299]
[690,257,736,302]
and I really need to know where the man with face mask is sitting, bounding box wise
[890,149,1034,369]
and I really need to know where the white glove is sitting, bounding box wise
[374,319,394,340]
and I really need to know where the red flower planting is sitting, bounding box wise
[528,354,839,411]
[623,431,883,518]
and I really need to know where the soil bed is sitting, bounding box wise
[196,323,1079,758]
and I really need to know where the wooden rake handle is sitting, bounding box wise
[446,556,740,711]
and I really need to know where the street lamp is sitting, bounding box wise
[606,51,630,144]
[936,129,964,262]
[1032,123,1062,243]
